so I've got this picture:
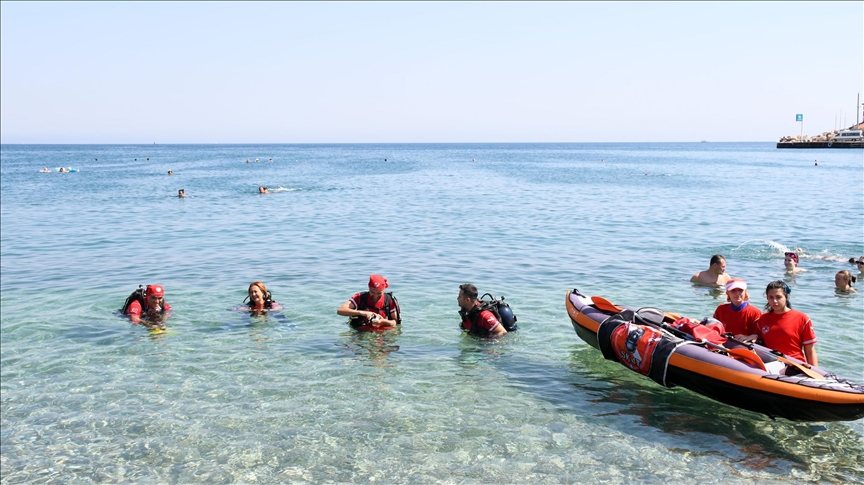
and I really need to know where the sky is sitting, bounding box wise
[1,2,862,143]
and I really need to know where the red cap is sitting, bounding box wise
[784,252,799,264]
[145,285,164,297]
[368,274,388,290]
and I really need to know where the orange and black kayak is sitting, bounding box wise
[565,289,864,422]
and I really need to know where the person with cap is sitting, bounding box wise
[784,252,805,275]
[457,283,507,337]
[690,254,732,287]
[712,279,762,338]
[123,285,171,326]
[337,274,400,329]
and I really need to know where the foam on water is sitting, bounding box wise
[1,143,863,483]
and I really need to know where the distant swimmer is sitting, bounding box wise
[246,158,250,163]
[269,158,273,163]
[39,167,50,173]
[178,189,186,198]
[94,158,97,161]
[58,167,68,173]
[121,284,171,327]
[258,186,269,194]
[146,158,150,161]
[691,254,732,287]
[472,158,476,162]
[384,159,387,162]
[784,252,805,275]
[167,170,173,175]
[601,159,604,162]
[792,247,851,263]
[255,158,259,163]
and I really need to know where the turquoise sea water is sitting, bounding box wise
[1,143,863,483]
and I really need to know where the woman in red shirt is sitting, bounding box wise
[752,280,818,365]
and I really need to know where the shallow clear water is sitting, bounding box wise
[1,143,863,484]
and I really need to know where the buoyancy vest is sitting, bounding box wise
[350,291,401,326]
[243,291,275,310]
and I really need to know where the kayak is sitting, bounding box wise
[565,288,864,422]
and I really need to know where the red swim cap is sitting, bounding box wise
[368,274,388,290]
[146,285,164,297]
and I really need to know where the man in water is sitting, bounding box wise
[178,189,186,198]
[125,285,171,326]
[258,186,269,194]
[337,274,399,328]
[457,283,507,337]
[690,254,732,287]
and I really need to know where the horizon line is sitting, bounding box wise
[0,141,776,146]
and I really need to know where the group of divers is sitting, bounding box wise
[122,253,863,366]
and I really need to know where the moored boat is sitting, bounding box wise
[565,289,864,422]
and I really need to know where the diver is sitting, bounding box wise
[122,285,171,327]
[244,281,283,314]
[457,284,517,337]
[337,274,400,329]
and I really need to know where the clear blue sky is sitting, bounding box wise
[1,2,861,143]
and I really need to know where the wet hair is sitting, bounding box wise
[710,254,725,266]
[459,283,478,301]
[764,280,792,312]
[837,270,857,286]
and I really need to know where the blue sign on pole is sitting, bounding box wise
[796,114,803,122]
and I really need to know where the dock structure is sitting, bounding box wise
[777,122,864,148]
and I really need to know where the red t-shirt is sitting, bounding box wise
[713,303,762,336]
[461,309,501,333]
[350,292,396,320]
[754,309,817,362]
[126,299,171,316]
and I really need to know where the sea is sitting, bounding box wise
[1,143,862,484]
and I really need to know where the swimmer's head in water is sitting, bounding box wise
[258,186,268,193]
[836,270,856,288]
[784,252,799,266]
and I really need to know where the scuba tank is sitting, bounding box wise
[479,293,518,332]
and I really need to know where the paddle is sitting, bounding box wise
[721,333,823,379]
[591,296,622,313]
[590,296,766,371]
